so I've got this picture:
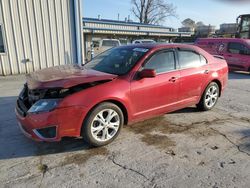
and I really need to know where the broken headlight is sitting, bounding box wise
[28,99,61,114]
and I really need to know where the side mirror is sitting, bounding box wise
[138,69,156,79]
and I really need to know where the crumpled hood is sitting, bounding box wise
[26,64,117,90]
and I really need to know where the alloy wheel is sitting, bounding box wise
[90,109,120,142]
[205,85,218,108]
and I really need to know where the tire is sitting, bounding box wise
[197,82,219,111]
[82,102,124,147]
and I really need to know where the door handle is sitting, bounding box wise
[204,70,209,74]
[169,77,178,82]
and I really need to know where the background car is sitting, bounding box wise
[16,44,228,147]
[132,39,156,44]
[195,38,250,72]
[87,39,121,60]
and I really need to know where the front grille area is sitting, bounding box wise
[16,85,31,117]
[16,100,28,117]
[35,126,57,139]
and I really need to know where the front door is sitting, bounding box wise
[130,50,180,119]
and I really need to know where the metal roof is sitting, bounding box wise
[83,27,191,37]
[83,17,173,30]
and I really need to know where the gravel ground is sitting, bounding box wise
[0,72,250,188]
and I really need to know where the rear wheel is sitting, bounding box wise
[197,82,219,111]
[82,102,124,147]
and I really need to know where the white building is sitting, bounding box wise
[0,0,83,76]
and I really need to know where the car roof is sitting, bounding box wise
[120,43,200,51]
[117,43,212,58]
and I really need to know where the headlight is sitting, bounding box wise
[28,99,60,114]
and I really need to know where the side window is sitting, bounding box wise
[144,51,175,74]
[228,42,250,55]
[0,24,6,53]
[178,51,202,69]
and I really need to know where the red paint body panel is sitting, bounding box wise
[16,44,228,142]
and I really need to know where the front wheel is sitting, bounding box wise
[82,102,124,147]
[197,82,219,111]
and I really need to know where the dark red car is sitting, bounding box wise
[16,44,228,146]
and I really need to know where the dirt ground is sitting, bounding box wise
[0,72,250,188]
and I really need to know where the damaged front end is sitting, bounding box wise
[16,80,112,141]
[15,65,117,141]
[16,81,110,117]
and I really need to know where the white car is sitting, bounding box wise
[100,39,121,47]
[132,39,156,44]
[87,39,121,60]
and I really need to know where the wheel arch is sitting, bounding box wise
[81,99,129,134]
[210,79,222,97]
[101,99,129,125]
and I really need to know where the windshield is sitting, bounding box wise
[102,40,120,47]
[84,47,149,75]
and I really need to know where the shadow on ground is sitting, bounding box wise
[170,107,198,114]
[229,72,250,80]
[0,96,90,160]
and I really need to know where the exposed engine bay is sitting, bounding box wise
[17,80,111,117]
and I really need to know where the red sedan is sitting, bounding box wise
[16,44,228,146]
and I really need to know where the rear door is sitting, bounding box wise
[224,42,250,71]
[177,49,210,103]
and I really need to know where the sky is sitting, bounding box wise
[82,0,250,29]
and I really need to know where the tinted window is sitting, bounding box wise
[0,25,5,53]
[228,42,250,55]
[178,51,202,69]
[144,51,175,74]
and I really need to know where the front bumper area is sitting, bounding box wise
[16,106,60,142]
[16,102,88,142]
